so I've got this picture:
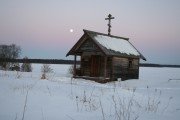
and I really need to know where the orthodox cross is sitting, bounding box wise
[105,14,115,35]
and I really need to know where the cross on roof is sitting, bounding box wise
[105,14,115,36]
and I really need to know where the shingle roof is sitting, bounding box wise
[66,29,146,61]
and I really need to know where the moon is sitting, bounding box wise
[70,29,73,33]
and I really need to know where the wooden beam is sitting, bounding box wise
[104,56,107,79]
[74,52,77,77]
[137,58,140,79]
[111,56,114,81]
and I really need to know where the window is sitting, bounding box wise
[128,60,132,69]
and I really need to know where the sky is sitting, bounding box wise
[0,0,180,65]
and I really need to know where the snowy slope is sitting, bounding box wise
[0,64,180,120]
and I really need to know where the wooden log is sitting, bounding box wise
[104,56,107,79]
[73,52,77,77]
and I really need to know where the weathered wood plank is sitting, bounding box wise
[78,39,100,52]
[112,56,140,80]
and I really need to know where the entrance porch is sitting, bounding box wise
[73,54,111,83]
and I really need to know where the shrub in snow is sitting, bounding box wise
[41,64,53,80]
[68,65,74,75]
[10,63,20,71]
[21,57,32,72]
[68,65,80,75]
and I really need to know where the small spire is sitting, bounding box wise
[105,14,115,35]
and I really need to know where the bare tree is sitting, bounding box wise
[10,44,21,59]
[0,44,21,59]
[0,44,21,69]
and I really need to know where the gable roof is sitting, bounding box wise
[66,29,146,61]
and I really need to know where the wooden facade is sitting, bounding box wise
[66,30,146,83]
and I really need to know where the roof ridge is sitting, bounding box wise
[83,29,129,40]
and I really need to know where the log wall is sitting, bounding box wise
[112,57,139,80]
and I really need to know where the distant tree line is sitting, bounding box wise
[1,44,179,69]
[140,63,180,68]
[1,58,180,68]
[0,58,79,64]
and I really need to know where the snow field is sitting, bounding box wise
[0,64,180,120]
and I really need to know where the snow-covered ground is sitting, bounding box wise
[0,64,180,120]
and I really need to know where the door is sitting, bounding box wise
[90,55,101,77]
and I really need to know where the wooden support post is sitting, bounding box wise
[104,56,107,79]
[111,57,114,81]
[74,52,77,77]
[137,59,140,79]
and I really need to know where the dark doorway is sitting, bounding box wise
[90,55,101,77]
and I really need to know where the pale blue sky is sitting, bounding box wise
[0,0,180,64]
